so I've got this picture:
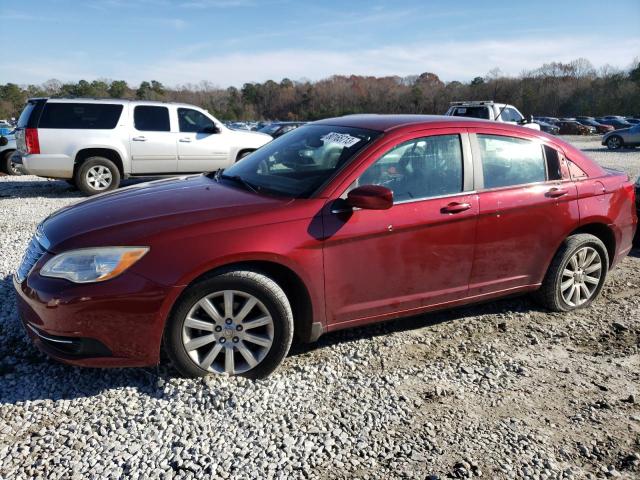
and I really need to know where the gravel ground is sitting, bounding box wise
[0,136,639,479]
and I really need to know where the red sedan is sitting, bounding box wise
[14,115,637,378]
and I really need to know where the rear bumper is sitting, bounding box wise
[21,153,74,178]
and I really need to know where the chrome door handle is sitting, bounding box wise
[441,202,471,214]
[179,138,192,143]
[132,136,147,141]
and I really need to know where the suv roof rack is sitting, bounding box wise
[449,100,495,106]
[29,97,192,106]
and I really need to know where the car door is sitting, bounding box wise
[130,105,177,173]
[467,130,579,296]
[322,131,478,328]
[628,125,640,145]
[176,107,230,172]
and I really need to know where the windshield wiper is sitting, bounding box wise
[219,173,259,194]
[207,168,224,181]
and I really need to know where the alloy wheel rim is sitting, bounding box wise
[86,165,113,190]
[560,246,602,307]
[182,290,274,374]
[608,137,620,148]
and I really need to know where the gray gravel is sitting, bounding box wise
[0,136,639,479]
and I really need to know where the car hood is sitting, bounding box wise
[41,175,293,252]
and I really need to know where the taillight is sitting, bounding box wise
[25,128,40,154]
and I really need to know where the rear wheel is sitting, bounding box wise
[75,157,121,195]
[1,150,21,175]
[606,136,622,150]
[533,234,608,312]
[164,271,294,379]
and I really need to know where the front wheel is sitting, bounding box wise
[164,271,294,379]
[75,157,121,195]
[606,136,622,150]
[533,234,608,312]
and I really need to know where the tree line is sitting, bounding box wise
[1,58,639,121]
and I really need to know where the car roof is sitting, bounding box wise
[313,114,520,133]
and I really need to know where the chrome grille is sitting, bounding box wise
[16,236,46,283]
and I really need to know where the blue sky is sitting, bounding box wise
[1,0,639,87]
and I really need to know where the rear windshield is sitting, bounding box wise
[17,102,38,128]
[38,103,123,129]
[450,106,491,119]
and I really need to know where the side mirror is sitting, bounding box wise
[201,125,220,134]
[347,185,393,210]
[0,136,7,147]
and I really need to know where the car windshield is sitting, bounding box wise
[258,124,282,135]
[219,124,380,198]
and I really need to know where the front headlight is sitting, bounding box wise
[40,247,149,283]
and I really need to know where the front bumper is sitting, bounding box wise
[13,269,183,368]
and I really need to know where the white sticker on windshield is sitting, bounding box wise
[321,132,361,148]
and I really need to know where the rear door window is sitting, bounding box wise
[544,145,570,180]
[134,106,170,132]
[38,103,123,129]
[478,134,546,189]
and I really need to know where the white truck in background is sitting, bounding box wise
[445,101,540,130]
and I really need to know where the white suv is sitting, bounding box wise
[14,98,272,195]
[444,101,540,130]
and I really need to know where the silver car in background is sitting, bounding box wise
[602,124,640,150]
[0,132,20,175]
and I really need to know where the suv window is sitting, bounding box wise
[134,106,170,132]
[499,107,523,123]
[178,108,215,133]
[450,106,490,120]
[17,101,38,128]
[38,103,123,129]
[478,134,546,189]
[354,134,463,202]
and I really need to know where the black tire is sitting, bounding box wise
[1,150,21,176]
[75,157,121,196]
[164,270,294,379]
[533,233,609,312]
[606,136,623,150]
[236,150,254,162]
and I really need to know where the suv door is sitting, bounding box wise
[176,107,229,172]
[468,130,579,296]
[322,131,478,327]
[130,105,177,173]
